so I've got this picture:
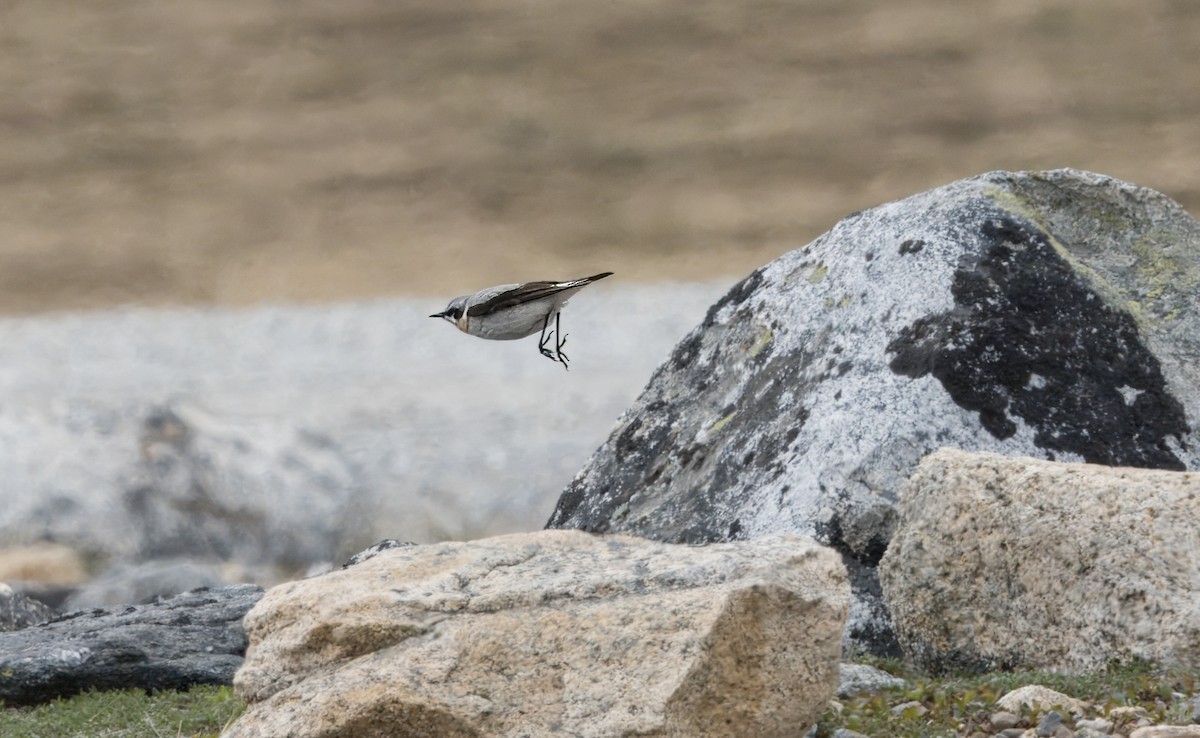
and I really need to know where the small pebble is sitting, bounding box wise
[1037,711,1065,737]
[1110,707,1150,720]
[990,711,1022,731]
[832,729,870,738]
[997,728,1028,738]
[891,700,928,717]
[1078,718,1114,734]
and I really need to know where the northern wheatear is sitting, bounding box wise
[429,272,613,369]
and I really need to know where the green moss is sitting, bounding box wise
[748,327,773,357]
[709,412,736,434]
[807,263,829,283]
[984,186,1159,331]
[1131,231,1200,307]
[0,685,245,738]
[984,187,1045,227]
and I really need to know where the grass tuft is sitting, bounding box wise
[0,685,245,738]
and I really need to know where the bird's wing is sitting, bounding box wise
[466,282,568,317]
[465,273,612,317]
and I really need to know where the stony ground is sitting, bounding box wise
[2,1,1198,313]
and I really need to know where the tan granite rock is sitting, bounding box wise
[880,448,1200,673]
[224,530,849,738]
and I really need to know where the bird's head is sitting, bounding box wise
[429,295,468,324]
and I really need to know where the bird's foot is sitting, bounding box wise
[555,334,570,370]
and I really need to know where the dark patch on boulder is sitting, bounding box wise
[841,556,902,658]
[888,216,1189,469]
[342,539,416,568]
[899,239,926,255]
[727,519,743,538]
[700,267,765,329]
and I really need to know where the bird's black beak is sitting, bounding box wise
[429,311,446,319]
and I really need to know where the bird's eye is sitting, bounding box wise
[450,308,463,319]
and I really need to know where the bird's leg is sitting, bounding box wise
[554,312,570,370]
[538,313,557,360]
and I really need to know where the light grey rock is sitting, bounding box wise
[990,711,1023,731]
[227,531,849,738]
[125,405,358,568]
[0,584,262,706]
[62,558,228,611]
[0,581,55,631]
[882,448,1200,673]
[1076,718,1114,734]
[833,729,871,738]
[836,662,906,697]
[891,700,928,717]
[0,283,724,570]
[994,685,1090,722]
[548,169,1200,654]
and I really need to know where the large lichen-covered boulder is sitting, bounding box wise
[547,169,1200,652]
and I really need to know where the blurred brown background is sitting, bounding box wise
[2,0,1197,314]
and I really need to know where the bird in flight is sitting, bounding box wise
[430,272,613,369]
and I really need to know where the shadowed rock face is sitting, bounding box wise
[547,169,1200,655]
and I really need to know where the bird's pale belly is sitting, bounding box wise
[460,300,558,340]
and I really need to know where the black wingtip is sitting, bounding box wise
[586,272,614,282]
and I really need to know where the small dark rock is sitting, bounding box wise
[342,539,415,568]
[836,662,906,697]
[1038,711,1066,737]
[0,584,263,706]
